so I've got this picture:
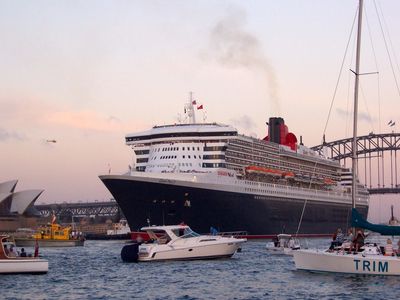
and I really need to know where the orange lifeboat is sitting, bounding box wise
[324,178,335,185]
[283,172,295,180]
[245,166,283,178]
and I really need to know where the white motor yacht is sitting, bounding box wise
[121,224,246,262]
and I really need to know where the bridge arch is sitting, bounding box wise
[312,132,400,194]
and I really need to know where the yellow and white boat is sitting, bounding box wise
[15,220,85,247]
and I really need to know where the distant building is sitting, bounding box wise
[0,180,44,231]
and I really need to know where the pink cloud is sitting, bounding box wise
[1,96,146,135]
[45,110,123,131]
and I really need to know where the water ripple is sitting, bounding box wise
[1,239,400,299]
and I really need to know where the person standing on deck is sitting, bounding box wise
[385,238,394,256]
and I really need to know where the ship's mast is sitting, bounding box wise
[185,91,196,124]
[352,0,363,210]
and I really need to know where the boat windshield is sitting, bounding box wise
[172,228,200,238]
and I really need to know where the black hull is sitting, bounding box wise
[100,176,368,236]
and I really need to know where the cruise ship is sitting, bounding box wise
[99,98,369,236]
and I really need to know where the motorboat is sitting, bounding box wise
[106,219,131,238]
[121,224,246,262]
[0,235,48,275]
[266,234,300,255]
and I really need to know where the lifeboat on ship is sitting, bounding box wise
[245,166,283,178]
[283,172,295,180]
[323,178,336,185]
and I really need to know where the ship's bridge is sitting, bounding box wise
[125,123,237,145]
[126,123,238,173]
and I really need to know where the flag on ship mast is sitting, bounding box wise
[197,104,203,110]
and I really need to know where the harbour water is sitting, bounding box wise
[2,238,400,299]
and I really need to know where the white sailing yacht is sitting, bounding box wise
[293,0,400,275]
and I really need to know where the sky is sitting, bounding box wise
[1,0,400,222]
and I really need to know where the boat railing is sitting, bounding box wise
[236,178,369,205]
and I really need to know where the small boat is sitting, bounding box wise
[266,234,300,255]
[86,219,131,240]
[121,224,246,262]
[14,221,85,247]
[0,235,48,275]
[106,219,131,238]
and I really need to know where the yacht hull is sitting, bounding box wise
[0,258,48,274]
[139,241,243,262]
[293,249,400,275]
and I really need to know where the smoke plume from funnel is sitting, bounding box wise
[208,9,280,114]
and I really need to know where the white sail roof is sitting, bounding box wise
[10,190,44,215]
[0,180,18,193]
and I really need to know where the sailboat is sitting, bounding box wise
[293,0,400,275]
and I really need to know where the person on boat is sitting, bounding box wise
[331,229,337,242]
[329,228,344,250]
[179,222,186,236]
[272,235,279,247]
[20,248,27,257]
[8,246,17,257]
[385,238,394,256]
[346,228,353,242]
[210,226,218,236]
[336,228,344,244]
[397,239,400,256]
[353,229,365,252]
[288,238,295,249]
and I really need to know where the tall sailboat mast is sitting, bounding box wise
[293,0,400,276]
[351,0,363,209]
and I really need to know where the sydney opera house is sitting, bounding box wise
[0,180,43,231]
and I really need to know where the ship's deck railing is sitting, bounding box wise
[232,178,369,205]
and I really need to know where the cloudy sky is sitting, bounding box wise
[1,1,399,221]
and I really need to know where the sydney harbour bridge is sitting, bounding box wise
[36,132,400,219]
[312,132,400,195]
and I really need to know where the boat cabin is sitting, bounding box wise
[141,225,200,244]
[32,223,75,241]
[269,234,300,250]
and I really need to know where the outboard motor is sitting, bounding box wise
[121,242,140,262]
